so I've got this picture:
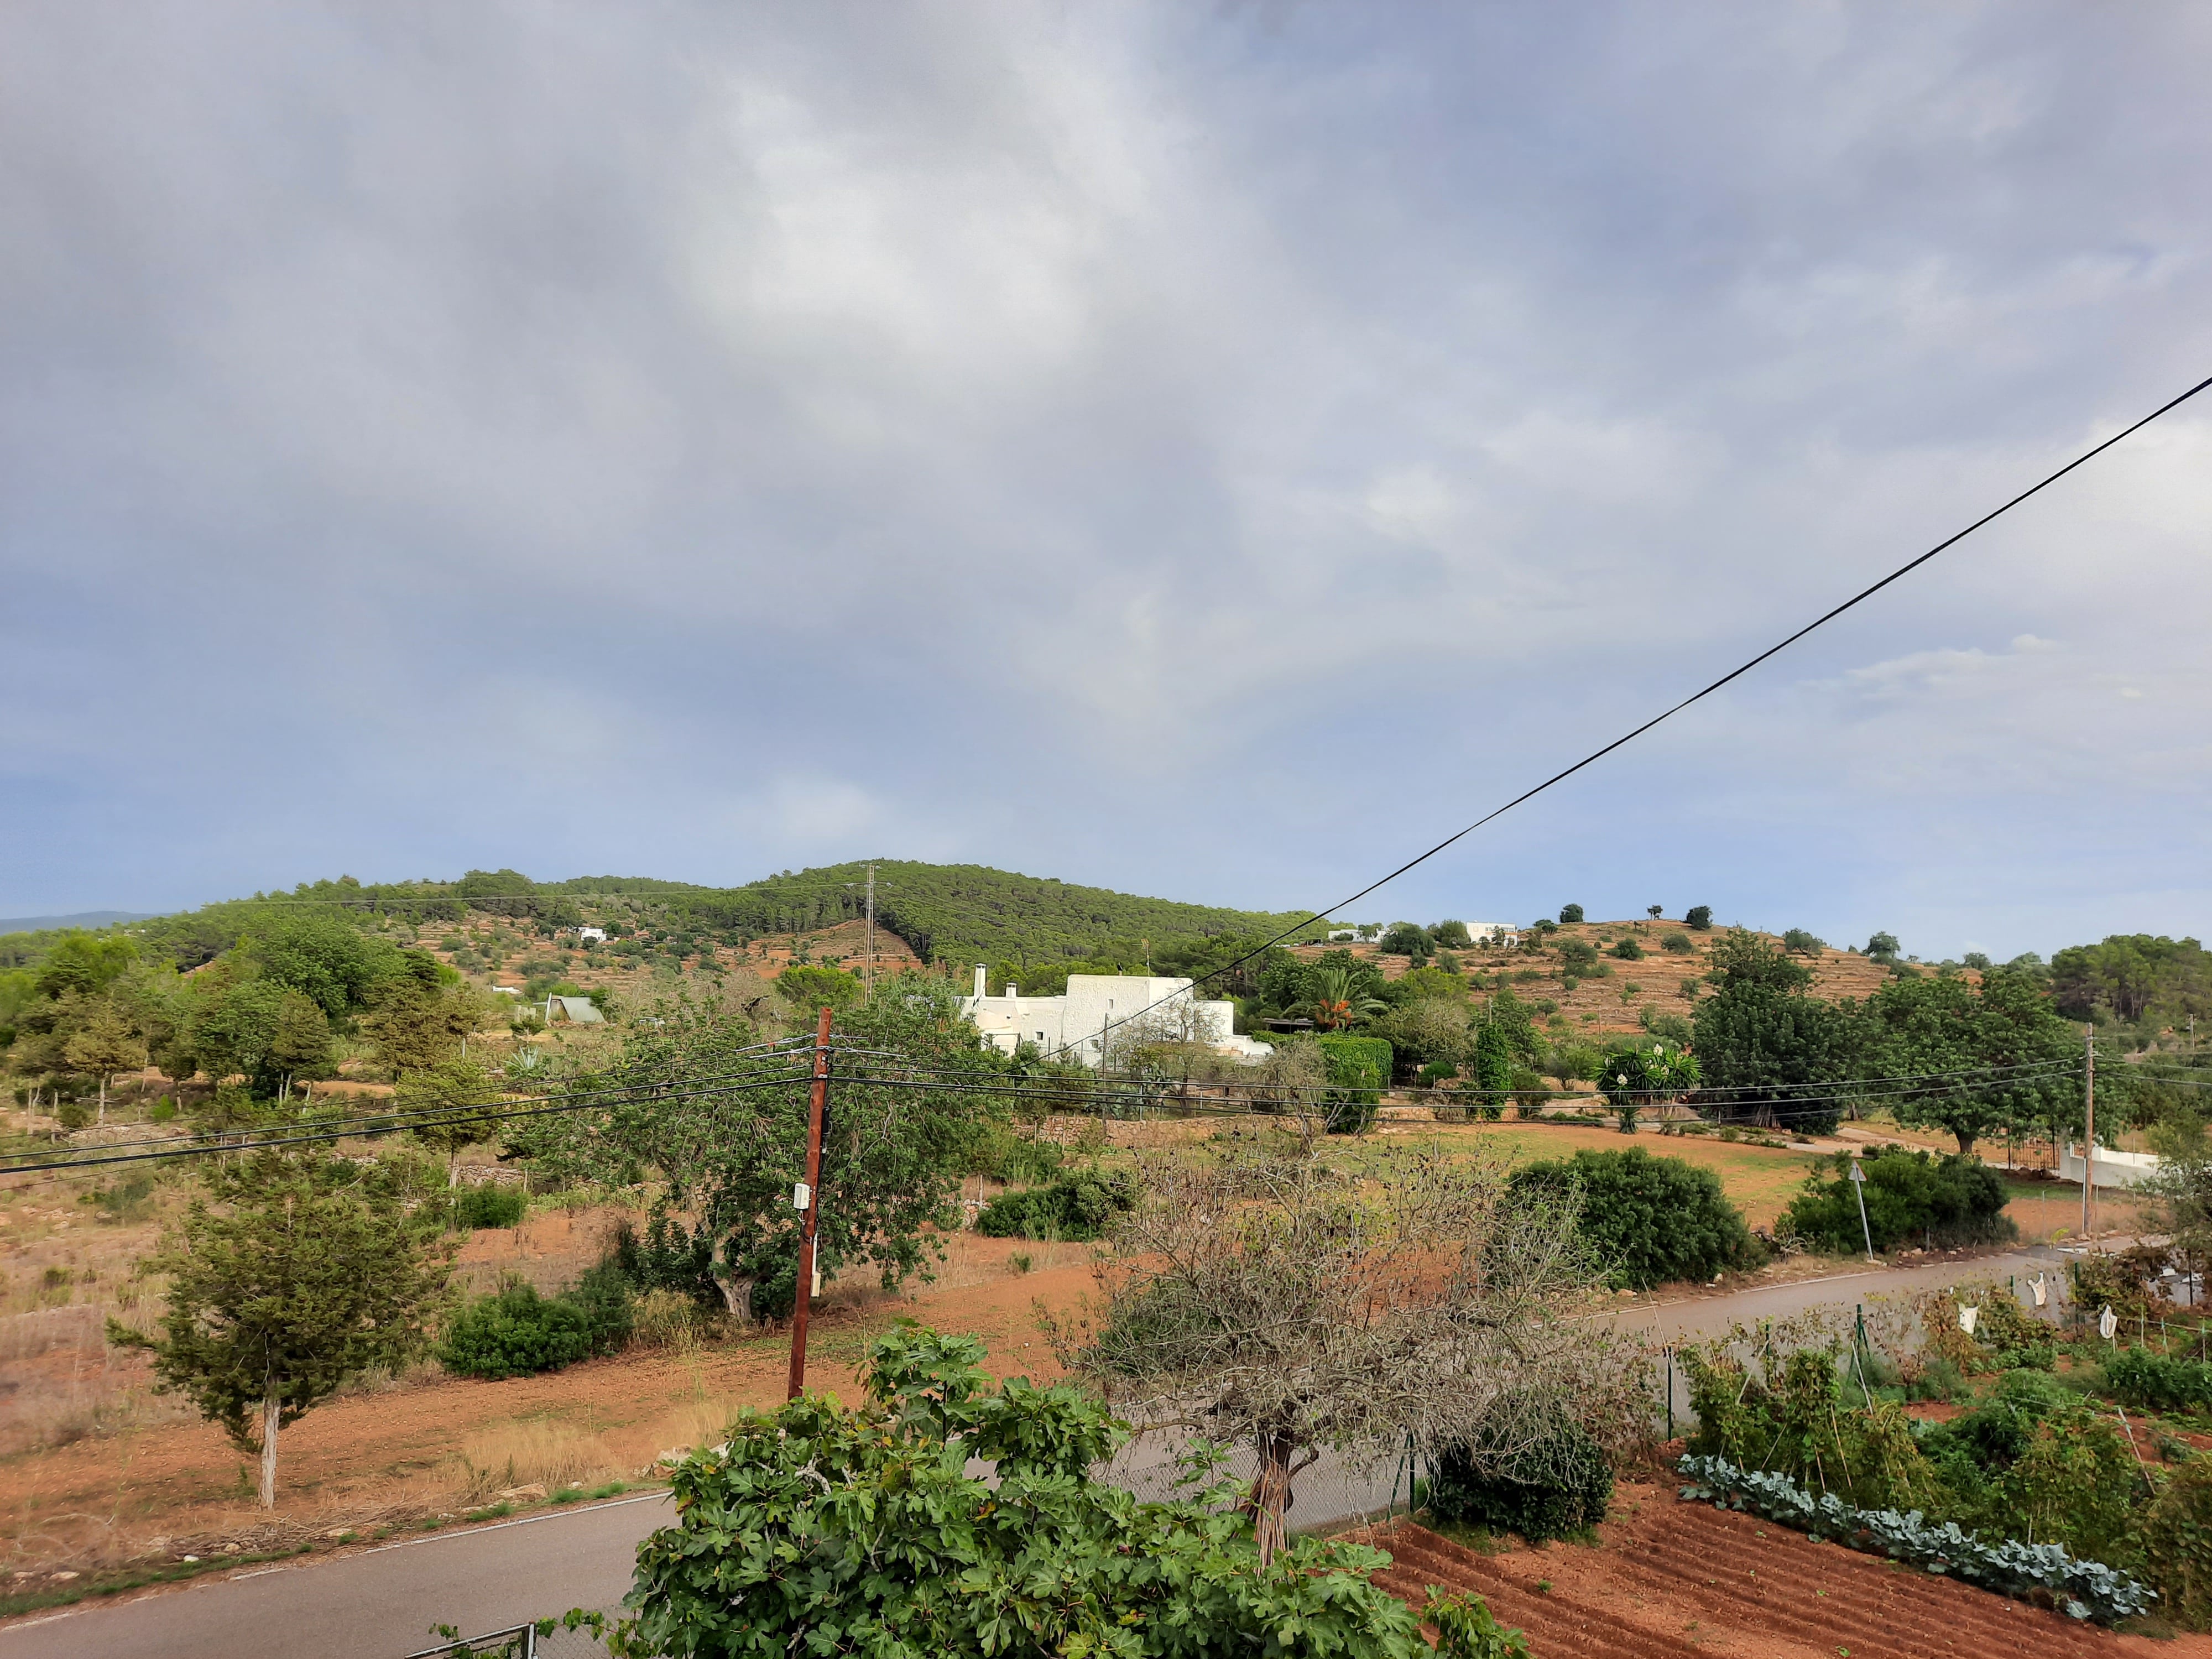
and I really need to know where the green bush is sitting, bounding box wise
[1782,1149,2017,1254]
[974,1171,1136,1241]
[609,1324,1457,1659]
[1660,931,1693,954]
[1684,906,1712,930]
[437,1273,632,1380]
[2106,1346,2212,1413]
[2144,1458,2212,1630]
[1511,1149,1760,1289]
[1316,1034,1391,1134]
[1556,939,1598,976]
[454,1185,527,1229]
[1609,937,1644,961]
[1558,904,1584,925]
[1427,1412,1611,1541]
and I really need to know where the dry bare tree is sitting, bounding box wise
[1049,1144,1631,1563]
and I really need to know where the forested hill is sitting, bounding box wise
[545,863,1322,967]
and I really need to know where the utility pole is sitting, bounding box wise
[787,1005,833,1401]
[1849,1158,1876,1261]
[864,863,876,1003]
[2082,1022,2096,1240]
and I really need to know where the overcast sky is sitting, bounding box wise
[4,3,2209,960]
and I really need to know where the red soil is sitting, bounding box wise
[1353,1483,2212,1659]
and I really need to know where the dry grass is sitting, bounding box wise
[448,1419,624,1503]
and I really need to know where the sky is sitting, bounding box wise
[4,3,2210,962]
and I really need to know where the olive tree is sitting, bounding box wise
[1052,1145,1629,1563]
[117,1151,451,1507]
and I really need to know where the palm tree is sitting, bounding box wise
[1310,966,1387,1030]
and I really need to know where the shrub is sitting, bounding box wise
[439,1265,633,1379]
[1316,1034,1391,1133]
[2144,1458,2212,1630]
[1782,928,1827,955]
[2106,1347,2212,1413]
[1513,1149,1758,1289]
[1684,906,1713,931]
[1609,938,1644,961]
[1428,1412,1612,1542]
[149,1095,178,1123]
[1782,1149,2016,1254]
[974,1171,1137,1241]
[610,1324,1453,1658]
[439,1281,597,1380]
[1556,939,1598,976]
[454,1185,527,1230]
[1661,931,1693,954]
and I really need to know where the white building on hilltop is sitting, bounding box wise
[959,966,1266,1066]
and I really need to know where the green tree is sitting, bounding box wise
[1865,931,1901,964]
[186,973,288,1090]
[117,1151,451,1506]
[1559,904,1585,925]
[1512,1147,1757,1288]
[1684,905,1713,931]
[1310,963,1387,1030]
[61,995,144,1124]
[1429,920,1474,950]
[395,1057,501,1186]
[1858,968,2079,1154]
[363,962,478,1078]
[611,1324,1505,1659]
[265,990,333,1100]
[1691,930,1856,1134]
[1378,921,1432,964]
[775,963,861,1010]
[240,911,406,1019]
[31,930,138,999]
[513,986,998,1321]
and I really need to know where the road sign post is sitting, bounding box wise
[1849,1159,1876,1261]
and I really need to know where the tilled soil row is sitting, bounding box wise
[1350,1481,2135,1659]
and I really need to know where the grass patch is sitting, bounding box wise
[0,1546,309,1619]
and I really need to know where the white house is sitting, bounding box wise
[576,926,608,944]
[959,966,1261,1066]
[1465,922,1519,947]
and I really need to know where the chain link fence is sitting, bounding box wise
[404,1615,613,1659]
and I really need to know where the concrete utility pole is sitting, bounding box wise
[787,1005,833,1401]
[2082,1022,2096,1239]
[1849,1158,1876,1261]
[864,863,876,1003]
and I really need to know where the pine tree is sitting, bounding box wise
[265,990,333,1100]
[115,1151,452,1507]
[61,996,143,1124]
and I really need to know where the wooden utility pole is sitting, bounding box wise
[864,863,876,1003]
[787,1005,833,1401]
[2082,1022,2096,1239]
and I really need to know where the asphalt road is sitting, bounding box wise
[1,1245,2074,1657]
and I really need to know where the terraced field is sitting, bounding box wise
[1354,1479,2208,1659]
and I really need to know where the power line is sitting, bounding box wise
[1038,368,2212,1062]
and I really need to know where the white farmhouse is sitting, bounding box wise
[958,966,1265,1065]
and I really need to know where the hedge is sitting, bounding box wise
[974,1172,1137,1241]
[1510,1148,1759,1289]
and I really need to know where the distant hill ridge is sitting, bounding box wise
[545,861,1321,967]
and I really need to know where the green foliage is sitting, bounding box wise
[1660,931,1693,954]
[1681,1346,1938,1512]
[1556,938,1598,977]
[973,1171,1137,1241]
[1316,1034,1391,1132]
[1609,936,1644,961]
[607,1323,1447,1659]
[1379,921,1432,962]
[1858,968,2079,1155]
[1430,920,1474,950]
[1866,930,1902,963]
[1783,1150,2016,1254]
[437,1273,632,1380]
[29,930,138,999]
[510,984,1001,1321]
[1558,904,1584,925]
[118,1150,451,1504]
[1684,906,1713,931]
[2053,933,2212,1025]
[775,963,861,1010]
[453,1185,528,1230]
[2105,1347,2212,1413]
[1513,1149,1760,1289]
[1428,1412,1613,1542]
[1691,930,1856,1134]
[555,861,1320,972]
[2143,1458,2212,1629]
[1781,928,1827,955]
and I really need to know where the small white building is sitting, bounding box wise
[1465,922,1519,947]
[576,926,608,944]
[959,966,1256,1066]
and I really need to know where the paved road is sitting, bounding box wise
[0,1246,2076,1657]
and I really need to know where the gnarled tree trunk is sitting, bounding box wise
[1247,1429,1316,1567]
